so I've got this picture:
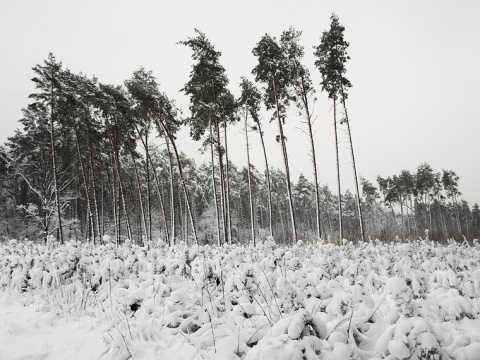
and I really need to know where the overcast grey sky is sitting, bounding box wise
[1,1,479,205]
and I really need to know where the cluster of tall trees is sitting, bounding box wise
[362,163,480,240]
[1,16,479,245]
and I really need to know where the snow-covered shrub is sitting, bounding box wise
[375,316,452,359]
[1,236,479,359]
[245,309,327,360]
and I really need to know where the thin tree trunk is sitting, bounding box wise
[148,148,170,244]
[223,121,233,244]
[325,193,333,236]
[135,185,141,243]
[101,176,105,238]
[184,194,188,242]
[257,122,273,238]
[155,116,198,244]
[214,121,228,244]
[453,195,462,235]
[439,199,447,236]
[333,98,343,241]
[109,160,119,244]
[74,127,95,243]
[278,205,286,242]
[372,202,378,236]
[131,125,152,244]
[300,76,322,240]
[87,123,101,241]
[178,186,184,242]
[209,119,221,246]
[132,156,147,244]
[400,201,405,235]
[133,123,169,243]
[114,145,132,241]
[391,205,396,236]
[49,82,64,244]
[410,196,417,235]
[145,136,152,244]
[339,89,364,242]
[244,108,255,246]
[105,115,133,242]
[272,77,297,243]
[165,137,176,245]
[428,194,432,231]
[404,196,411,236]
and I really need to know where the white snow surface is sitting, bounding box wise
[1,238,480,359]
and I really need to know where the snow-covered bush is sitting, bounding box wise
[1,237,480,359]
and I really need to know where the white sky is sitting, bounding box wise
[1,0,479,205]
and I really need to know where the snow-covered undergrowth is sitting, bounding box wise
[1,237,480,359]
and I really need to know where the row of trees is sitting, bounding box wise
[364,163,478,240]
[1,16,478,245]
[1,125,478,244]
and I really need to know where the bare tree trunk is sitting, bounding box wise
[428,194,432,231]
[300,77,322,240]
[49,84,64,244]
[278,205,286,242]
[74,127,95,243]
[453,195,462,235]
[244,108,255,246]
[372,201,379,236]
[114,145,132,241]
[400,201,406,235]
[215,121,228,244]
[151,153,170,243]
[391,205,396,235]
[209,119,221,246]
[133,123,169,243]
[257,122,273,238]
[339,90,364,242]
[117,160,132,241]
[438,198,447,236]
[135,186,141,243]
[132,156,147,245]
[165,137,176,245]
[410,196,417,235]
[325,192,333,236]
[109,161,119,244]
[87,124,101,242]
[333,98,343,241]
[145,136,152,244]
[223,121,233,244]
[101,176,105,238]
[272,78,297,243]
[178,186,184,242]
[404,196,411,236]
[145,146,169,243]
[184,194,188,242]
[155,116,198,244]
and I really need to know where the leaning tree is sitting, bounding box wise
[314,14,364,241]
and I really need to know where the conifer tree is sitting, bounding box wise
[180,29,236,245]
[252,32,298,243]
[30,53,66,244]
[282,27,323,240]
[314,14,364,241]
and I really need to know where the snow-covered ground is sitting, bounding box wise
[1,237,480,359]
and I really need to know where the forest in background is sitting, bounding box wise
[1,16,479,245]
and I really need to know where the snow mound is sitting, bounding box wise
[246,309,326,359]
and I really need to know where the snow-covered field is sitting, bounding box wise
[1,237,480,360]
